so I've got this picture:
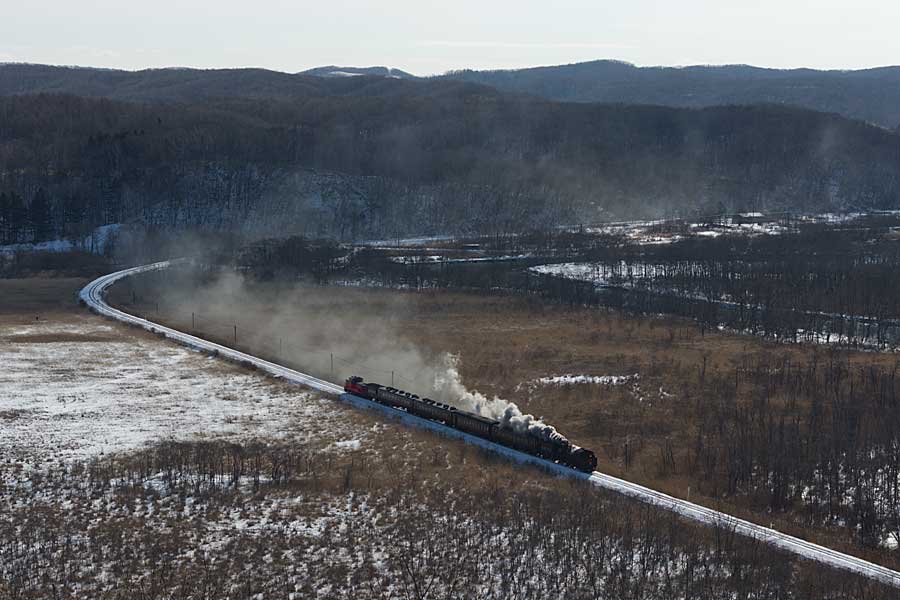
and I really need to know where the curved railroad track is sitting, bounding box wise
[81,262,900,589]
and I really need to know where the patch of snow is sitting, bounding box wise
[389,253,530,265]
[0,224,122,256]
[333,439,362,451]
[358,234,456,247]
[85,223,121,254]
[0,238,74,255]
[0,317,367,463]
[533,374,638,386]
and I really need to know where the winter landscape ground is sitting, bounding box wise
[0,275,896,598]
[122,268,900,566]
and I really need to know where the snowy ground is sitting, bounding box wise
[0,313,393,596]
[529,373,638,386]
[388,253,531,265]
[2,283,898,596]
[0,313,431,598]
[0,224,121,257]
[0,316,367,464]
[514,373,639,393]
[579,216,790,245]
[528,260,900,349]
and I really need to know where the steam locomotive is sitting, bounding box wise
[344,376,598,473]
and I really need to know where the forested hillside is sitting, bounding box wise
[1,83,900,244]
[0,63,488,103]
[11,62,900,131]
[442,60,900,130]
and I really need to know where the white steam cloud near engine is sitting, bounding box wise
[432,354,569,444]
[156,268,569,444]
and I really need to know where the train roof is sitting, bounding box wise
[364,379,500,426]
[454,411,499,427]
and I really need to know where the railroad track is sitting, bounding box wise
[80,260,344,396]
[81,262,900,588]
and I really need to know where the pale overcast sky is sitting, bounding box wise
[2,0,898,74]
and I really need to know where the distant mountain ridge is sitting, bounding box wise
[438,60,900,129]
[0,63,487,103]
[299,65,417,79]
[6,61,900,130]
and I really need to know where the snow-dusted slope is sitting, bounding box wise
[80,263,900,588]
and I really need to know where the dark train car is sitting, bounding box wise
[389,389,408,407]
[376,386,411,410]
[493,425,541,455]
[366,381,382,398]
[344,376,597,473]
[436,401,457,426]
[412,398,453,423]
[454,411,498,439]
[407,396,434,420]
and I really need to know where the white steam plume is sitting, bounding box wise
[432,354,569,444]
[151,267,569,445]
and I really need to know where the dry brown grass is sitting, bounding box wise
[114,278,900,570]
[5,274,900,589]
[1,332,122,343]
[0,277,88,315]
[0,276,549,498]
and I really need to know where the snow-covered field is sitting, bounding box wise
[579,215,790,245]
[528,260,704,289]
[3,275,899,596]
[0,316,367,464]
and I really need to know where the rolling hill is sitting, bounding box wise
[440,60,900,130]
[2,86,899,245]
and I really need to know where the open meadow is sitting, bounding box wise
[117,269,900,573]
[0,275,892,598]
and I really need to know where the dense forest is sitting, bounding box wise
[1,82,900,243]
[539,219,900,346]
[442,60,900,130]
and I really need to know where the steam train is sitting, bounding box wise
[344,376,598,473]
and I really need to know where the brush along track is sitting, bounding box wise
[80,262,900,588]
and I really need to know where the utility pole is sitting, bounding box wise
[391,370,394,386]
[191,312,195,331]
[330,353,334,374]
[233,325,237,345]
